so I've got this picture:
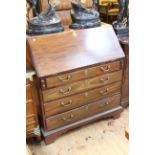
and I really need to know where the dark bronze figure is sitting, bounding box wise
[112,0,129,36]
[69,0,101,29]
[27,0,64,35]
[92,0,98,11]
[27,0,39,18]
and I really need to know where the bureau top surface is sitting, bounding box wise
[27,24,125,77]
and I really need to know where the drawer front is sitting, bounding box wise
[44,82,121,117]
[42,70,122,102]
[46,94,120,130]
[43,61,121,89]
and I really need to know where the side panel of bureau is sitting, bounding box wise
[121,43,129,107]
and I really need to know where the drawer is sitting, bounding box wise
[44,82,121,117]
[42,61,121,89]
[46,94,121,131]
[42,70,122,102]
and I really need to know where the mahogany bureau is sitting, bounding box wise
[27,24,125,144]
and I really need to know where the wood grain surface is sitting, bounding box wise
[46,94,121,130]
[45,60,121,89]
[120,40,129,107]
[27,24,125,144]
[27,24,125,77]
[42,70,122,102]
[44,82,121,117]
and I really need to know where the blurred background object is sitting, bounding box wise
[112,0,129,36]
[98,0,119,23]
[69,0,101,29]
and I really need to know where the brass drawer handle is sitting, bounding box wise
[60,86,72,95]
[61,100,72,107]
[99,88,109,95]
[99,101,109,107]
[100,65,110,72]
[58,75,71,82]
[100,76,109,83]
[62,114,74,122]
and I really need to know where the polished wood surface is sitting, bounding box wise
[28,25,125,144]
[121,44,129,107]
[44,82,121,117]
[46,94,120,131]
[27,24,125,77]
[118,36,129,107]
[42,70,122,102]
[43,61,121,89]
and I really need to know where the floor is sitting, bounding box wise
[28,108,129,155]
